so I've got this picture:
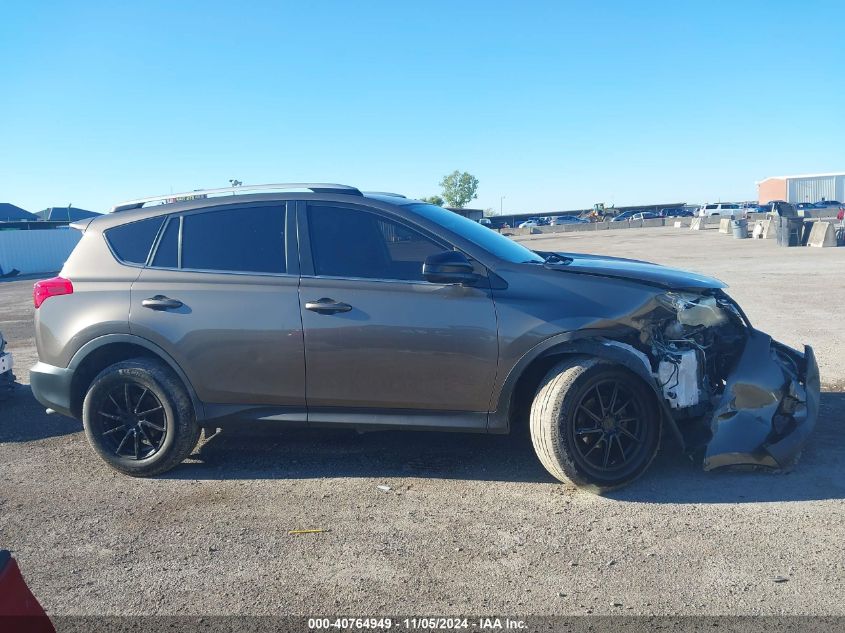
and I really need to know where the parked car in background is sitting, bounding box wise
[659,207,692,218]
[697,203,743,218]
[0,330,14,401]
[761,201,796,217]
[813,200,842,208]
[795,202,816,212]
[610,210,637,222]
[518,217,550,228]
[549,215,588,225]
[629,211,659,221]
[478,218,492,227]
[488,219,510,230]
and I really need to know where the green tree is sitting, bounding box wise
[439,170,479,208]
[420,195,445,206]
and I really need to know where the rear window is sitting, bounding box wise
[105,216,165,265]
[722,204,739,209]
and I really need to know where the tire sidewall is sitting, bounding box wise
[83,363,181,475]
[531,357,662,491]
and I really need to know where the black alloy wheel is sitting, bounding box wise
[93,383,168,460]
[567,378,648,479]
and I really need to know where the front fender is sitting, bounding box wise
[488,333,685,448]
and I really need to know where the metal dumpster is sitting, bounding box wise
[778,217,803,247]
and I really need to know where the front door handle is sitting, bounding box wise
[142,295,183,311]
[305,298,352,314]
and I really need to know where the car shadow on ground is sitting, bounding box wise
[170,393,845,503]
[5,387,844,503]
[0,385,80,442]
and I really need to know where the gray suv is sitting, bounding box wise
[30,184,820,490]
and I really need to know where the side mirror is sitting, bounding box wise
[422,251,479,285]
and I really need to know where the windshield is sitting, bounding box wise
[407,203,544,264]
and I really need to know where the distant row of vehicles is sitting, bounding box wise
[515,215,590,228]
[478,199,843,228]
[610,207,694,222]
[698,199,843,218]
[487,208,694,228]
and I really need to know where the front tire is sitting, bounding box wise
[82,358,200,477]
[530,356,661,492]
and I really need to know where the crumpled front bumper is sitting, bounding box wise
[703,330,820,470]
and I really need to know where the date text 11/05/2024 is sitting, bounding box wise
[307,617,528,630]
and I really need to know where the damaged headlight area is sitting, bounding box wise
[646,291,748,415]
[632,290,819,470]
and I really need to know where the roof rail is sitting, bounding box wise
[363,191,407,198]
[111,183,362,213]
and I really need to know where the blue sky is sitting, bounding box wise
[2,0,843,214]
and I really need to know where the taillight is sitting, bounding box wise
[33,277,73,309]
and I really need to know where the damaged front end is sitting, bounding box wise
[536,251,820,470]
[703,332,820,470]
[635,290,820,470]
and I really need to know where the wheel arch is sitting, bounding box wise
[67,334,204,421]
[490,333,684,449]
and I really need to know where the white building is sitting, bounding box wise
[757,172,845,204]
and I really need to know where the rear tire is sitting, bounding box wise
[82,358,200,477]
[530,356,661,492]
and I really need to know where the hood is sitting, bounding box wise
[538,251,726,291]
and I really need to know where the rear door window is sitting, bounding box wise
[180,205,286,274]
[105,216,165,265]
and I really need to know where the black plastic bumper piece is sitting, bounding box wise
[29,362,75,419]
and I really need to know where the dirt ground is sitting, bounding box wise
[1,227,843,618]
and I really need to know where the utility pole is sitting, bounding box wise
[500,196,506,216]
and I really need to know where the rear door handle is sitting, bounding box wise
[142,295,183,311]
[305,298,352,314]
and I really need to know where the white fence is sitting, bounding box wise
[0,229,81,275]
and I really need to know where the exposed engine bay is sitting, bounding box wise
[607,289,819,470]
[647,292,747,414]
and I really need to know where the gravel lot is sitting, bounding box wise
[1,227,843,618]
